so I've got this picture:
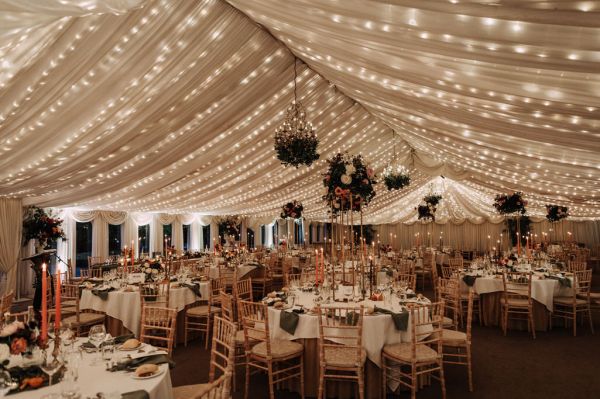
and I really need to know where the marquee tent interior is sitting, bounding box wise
[0,1,599,397]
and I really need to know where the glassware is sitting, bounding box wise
[88,324,106,365]
[0,369,16,397]
[101,339,115,363]
[60,367,80,399]
[40,350,63,386]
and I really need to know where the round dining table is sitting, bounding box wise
[8,339,173,399]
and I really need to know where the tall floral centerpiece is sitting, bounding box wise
[281,201,303,219]
[546,205,569,243]
[417,194,442,221]
[216,216,241,245]
[323,153,376,299]
[22,207,66,251]
[494,192,527,254]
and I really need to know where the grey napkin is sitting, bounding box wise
[91,287,115,300]
[545,274,572,288]
[180,282,201,297]
[279,310,299,335]
[110,354,175,372]
[462,275,479,287]
[374,306,410,331]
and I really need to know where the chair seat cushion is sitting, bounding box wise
[588,292,600,299]
[62,312,105,326]
[441,328,467,346]
[253,278,272,283]
[554,296,588,306]
[383,342,439,363]
[323,346,366,368]
[442,316,456,328]
[501,297,530,307]
[187,305,220,316]
[172,383,210,399]
[251,339,303,359]
[235,329,261,344]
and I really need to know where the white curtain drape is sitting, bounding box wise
[0,198,23,295]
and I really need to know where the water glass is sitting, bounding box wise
[101,340,115,362]
[60,368,80,399]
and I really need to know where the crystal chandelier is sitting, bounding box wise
[383,132,411,190]
[274,59,319,168]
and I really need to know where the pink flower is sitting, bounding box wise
[367,168,374,178]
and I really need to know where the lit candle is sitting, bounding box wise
[320,248,324,283]
[124,246,128,268]
[41,263,48,342]
[315,249,319,283]
[54,266,61,330]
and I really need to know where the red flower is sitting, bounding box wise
[10,337,28,355]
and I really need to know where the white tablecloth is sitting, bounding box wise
[9,340,173,399]
[267,291,432,367]
[80,283,208,336]
[460,274,573,311]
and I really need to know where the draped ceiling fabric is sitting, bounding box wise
[0,0,598,224]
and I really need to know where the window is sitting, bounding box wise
[202,225,211,249]
[294,221,303,245]
[272,224,277,245]
[183,224,190,251]
[260,225,266,246]
[108,224,122,256]
[163,224,172,254]
[138,225,149,256]
[75,221,92,275]
[309,223,313,244]
[247,228,255,249]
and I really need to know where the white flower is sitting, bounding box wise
[340,174,351,185]
[346,164,355,175]
[0,344,9,362]
[143,262,150,268]
[151,269,159,275]
[145,268,151,274]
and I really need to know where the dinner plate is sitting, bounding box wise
[131,367,165,380]
[118,342,143,351]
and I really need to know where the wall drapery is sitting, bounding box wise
[0,198,23,295]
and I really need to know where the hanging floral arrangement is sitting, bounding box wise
[384,172,410,191]
[323,153,376,213]
[417,194,442,221]
[546,205,569,222]
[493,192,527,215]
[274,60,319,168]
[216,215,241,238]
[281,201,303,219]
[22,206,66,249]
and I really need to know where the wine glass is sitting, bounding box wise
[40,350,63,386]
[0,369,16,397]
[88,324,106,365]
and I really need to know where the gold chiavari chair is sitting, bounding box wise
[416,252,435,292]
[284,273,302,288]
[382,301,446,399]
[235,278,253,303]
[252,264,273,299]
[0,291,14,314]
[87,256,103,268]
[441,265,457,280]
[60,283,106,337]
[437,276,462,329]
[140,281,170,313]
[551,269,594,336]
[317,305,365,399]
[89,267,104,279]
[219,266,237,293]
[448,257,464,270]
[184,277,224,348]
[79,268,90,279]
[173,315,235,399]
[139,306,177,356]
[300,269,315,285]
[442,288,474,392]
[396,259,415,275]
[567,261,587,272]
[220,291,251,392]
[501,271,536,339]
[238,300,304,399]
[395,273,417,292]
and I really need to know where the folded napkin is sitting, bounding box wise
[545,274,572,288]
[92,286,115,300]
[279,310,300,335]
[374,306,409,331]
[180,282,202,297]
[110,354,175,372]
[462,275,479,287]
[345,311,360,326]
[122,390,150,399]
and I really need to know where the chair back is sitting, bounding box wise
[219,291,235,324]
[218,266,236,292]
[235,278,253,302]
[211,277,226,307]
[567,261,587,272]
[394,273,416,291]
[441,265,457,280]
[284,273,301,288]
[208,316,236,384]
[139,306,177,355]
[300,269,315,285]
[0,291,14,314]
[193,373,232,399]
[464,288,474,343]
[90,268,104,278]
[238,300,270,353]
[409,301,444,360]
[437,277,460,329]
[502,271,533,304]
[448,257,463,269]
[140,281,170,310]
[87,256,103,268]
[396,259,414,274]
[574,269,593,298]
[316,305,364,366]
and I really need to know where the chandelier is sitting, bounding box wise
[383,133,411,190]
[274,59,319,168]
